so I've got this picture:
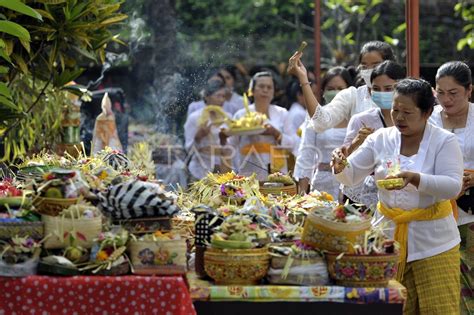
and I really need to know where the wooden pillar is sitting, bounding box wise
[314,0,321,96]
[405,0,420,78]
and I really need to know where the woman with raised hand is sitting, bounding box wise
[332,78,462,314]
[294,66,354,196]
[289,41,395,133]
[430,61,473,227]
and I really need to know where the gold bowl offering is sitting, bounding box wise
[204,247,270,285]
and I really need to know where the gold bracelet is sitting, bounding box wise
[300,81,311,87]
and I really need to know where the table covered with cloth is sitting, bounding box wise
[0,275,196,315]
[189,272,406,303]
[189,272,406,315]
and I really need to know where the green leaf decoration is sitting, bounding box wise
[0,21,30,41]
[0,49,11,63]
[0,95,17,110]
[0,0,42,21]
[0,82,12,98]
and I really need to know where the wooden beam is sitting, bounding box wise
[406,0,420,78]
[314,0,321,98]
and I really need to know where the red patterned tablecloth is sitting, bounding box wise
[0,275,196,315]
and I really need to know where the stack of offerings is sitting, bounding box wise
[204,215,271,285]
[100,178,183,275]
[32,169,83,216]
[98,178,179,234]
[302,202,371,253]
[302,202,400,287]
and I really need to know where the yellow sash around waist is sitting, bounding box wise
[240,142,289,172]
[377,200,453,281]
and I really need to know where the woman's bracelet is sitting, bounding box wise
[300,81,311,87]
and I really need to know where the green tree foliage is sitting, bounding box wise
[174,0,400,68]
[0,0,127,162]
[454,0,474,50]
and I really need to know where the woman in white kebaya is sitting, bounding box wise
[340,61,405,209]
[332,78,462,314]
[289,41,395,133]
[430,61,474,226]
[229,71,294,180]
[184,80,231,180]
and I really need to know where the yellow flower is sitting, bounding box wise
[98,170,108,180]
[96,250,109,261]
[320,191,334,201]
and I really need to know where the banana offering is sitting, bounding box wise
[228,111,267,130]
[211,215,267,249]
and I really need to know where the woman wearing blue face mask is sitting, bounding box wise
[339,61,405,210]
[289,41,395,133]
[344,61,406,154]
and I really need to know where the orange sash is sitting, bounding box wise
[240,142,289,172]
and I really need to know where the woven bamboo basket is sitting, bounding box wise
[129,239,187,275]
[42,214,102,249]
[204,247,270,285]
[33,197,79,216]
[325,252,399,287]
[259,183,297,196]
[302,211,371,253]
[0,221,44,240]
